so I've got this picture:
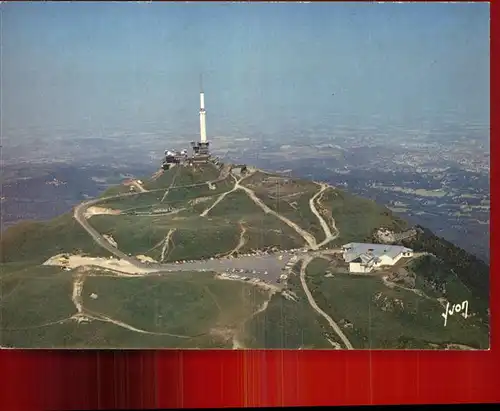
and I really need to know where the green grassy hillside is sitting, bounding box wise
[297,257,489,349]
[0,162,490,349]
[402,226,489,305]
[320,188,410,244]
[0,213,111,263]
[0,266,273,348]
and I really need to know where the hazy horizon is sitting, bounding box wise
[2,2,490,146]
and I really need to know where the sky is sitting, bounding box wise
[1,2,490,142]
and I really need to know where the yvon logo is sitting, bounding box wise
[442,300,469,327]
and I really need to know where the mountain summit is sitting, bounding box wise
[0,160,490,349]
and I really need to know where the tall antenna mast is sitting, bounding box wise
[199,74,207,143]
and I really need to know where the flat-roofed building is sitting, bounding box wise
[341,243,413,273]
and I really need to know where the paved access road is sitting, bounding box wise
[73,163,354,348]
[73,165,230,265]
[73,163,342,283]
[73,164,305,279]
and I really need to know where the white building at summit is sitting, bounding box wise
[341,243,414,274]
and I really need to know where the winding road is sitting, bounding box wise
[73,164,232,270]
[299,256,354,349]
[71,162,353,348]
[310,183,334,240]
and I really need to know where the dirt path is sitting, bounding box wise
[445,343,476,350]
[160,229,176,262]
[222,221,247,256]
[251,296,272,319]
[299,256,354,349]
[151,169,164,181]
[232,287,275,350]
[161,167,181,202]
[204,286,223,313]
[306,182,341,249]
[381,275,436,302]
[238,183,319,249]
[200,174,239,216]
[326,338,342,349]
[233,222,247,254]
[199,168,319,250]
[73,164,229,268]
[83,309,196,338]
[232,336,245,349]
[310,183,334,240]
[85,270,149,278]
[74,164,313,272]
[3,317,74,331]
[71,272,85,315]
[131,180,147,193]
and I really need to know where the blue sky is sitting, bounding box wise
[2,2,490,139]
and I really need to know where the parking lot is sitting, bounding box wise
[151,249,309,283]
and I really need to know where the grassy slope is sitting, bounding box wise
[320,188,410,245]
[200,190,305,249]
[245,260,335,349]
[143,163,220,191]
[254,187,326,243]
[91,183,306,260]
[1,269,270,348]
[242,173,326,243]
[99,178,233,212]
[302,257,489,349]
[172,164,221,186]
[0,166,407,265]
[99,184,131,198]
[0,213,111,263]
[142,167,178,191]
[2,321,185,349]
[83,272,268,337]
[89,214,179,257]
[157,222,241,262]
[242,172,409,247]
[1,164,490,349]
[408,255,489,325]
[0,265,76,347]
[402,227,489,305]
[241,215,306,252]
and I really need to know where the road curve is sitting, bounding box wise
[310,183,341,248]
[310,183,334,240]
[73,164,232,270]
[299,256,354,349]
[237,183,319,250]
[72,163,355,349]
[73,164,337,280]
